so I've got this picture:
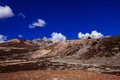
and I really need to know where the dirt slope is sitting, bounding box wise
[0,70,120,80]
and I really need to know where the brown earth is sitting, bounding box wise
[0,70,120,80]
[1,36,120,79]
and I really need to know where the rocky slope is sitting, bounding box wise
[32,37,53,47]
[31,39,91,59]
[0,36,120,75]
[0,39,39,60]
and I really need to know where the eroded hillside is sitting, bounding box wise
[0,36,120,75]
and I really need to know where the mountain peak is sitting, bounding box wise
[7,38,21,43]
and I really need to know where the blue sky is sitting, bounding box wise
[0,0,120,41]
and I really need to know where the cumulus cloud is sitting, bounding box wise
[91,30,104,38]
[78,30,104,39]
[51,32,67,42]
[29,19,46,28]
[0,5,14,19]
[0,34,7,43]
[18,34,23,38]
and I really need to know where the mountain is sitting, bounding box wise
[0,39,38,60]
[0,36,120,75]
[32,37,53,47]
[31,39,91,58]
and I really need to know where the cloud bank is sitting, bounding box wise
[51,32,67,42]
[0,5,14,19]
[0,34,7,43]
[78,30,104,39]
[29,19,46,28]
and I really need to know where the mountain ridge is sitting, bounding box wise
[0,35,120,75]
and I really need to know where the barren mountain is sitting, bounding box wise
[0,39,39,60]
[0,35,120,76]
[31,39,91,59]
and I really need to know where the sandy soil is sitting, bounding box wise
[0,70,120,80]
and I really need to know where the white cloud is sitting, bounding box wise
[78,32,90,39]
[0,5,14,19]
[29,19,46,28]
[51,32,67,42]
[91,30,104,38]
[0,34,7,43]
[18,13,25,18]
[18,34,23,38]
[78,30,104,39]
